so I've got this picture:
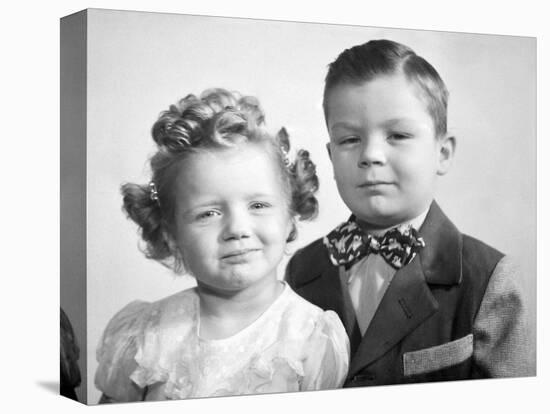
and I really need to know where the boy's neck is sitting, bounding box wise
[357,207,430,236]
[196,277,284,340]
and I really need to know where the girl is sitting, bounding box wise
[95,88,349,402]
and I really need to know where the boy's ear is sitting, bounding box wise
[437,134,456,176]
[326,142,332,161]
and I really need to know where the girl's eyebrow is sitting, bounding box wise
[181,193,278,212]
[247,192,278,199]
[178,198,220,214]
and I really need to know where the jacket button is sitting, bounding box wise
[352,372,376,382]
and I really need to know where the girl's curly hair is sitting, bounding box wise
[121,88,319,273]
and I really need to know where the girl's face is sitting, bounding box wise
[172,144,292,294]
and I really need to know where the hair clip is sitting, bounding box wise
[281,146,291,168]
[149,181,160,204]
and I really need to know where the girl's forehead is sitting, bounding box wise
[186,142,275,168]
[174,143,286,193]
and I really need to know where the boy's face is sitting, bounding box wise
[325,73,454,229]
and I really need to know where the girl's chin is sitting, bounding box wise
[198,272,278,293]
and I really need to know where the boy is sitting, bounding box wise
[286,39,533,386]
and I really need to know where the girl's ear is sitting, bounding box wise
[165,233,186,272]
[286,217,297,243]
[437,134,456,176]
[163,231,178,255]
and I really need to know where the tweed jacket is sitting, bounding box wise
[286,202,534,386]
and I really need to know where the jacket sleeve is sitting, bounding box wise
[472,255,535,377]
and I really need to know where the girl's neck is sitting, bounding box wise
[197,277,284,340]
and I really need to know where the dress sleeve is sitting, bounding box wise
[95,300,150,403]
[300,310,350,390]
[472,256,535,377]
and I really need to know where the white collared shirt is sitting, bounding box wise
[346,209,429,336]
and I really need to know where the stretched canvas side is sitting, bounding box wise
[60,9,87,405]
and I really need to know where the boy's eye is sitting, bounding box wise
[388,132,411,140]
[337,136,360,145]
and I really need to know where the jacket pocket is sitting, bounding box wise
[403,334,473,377]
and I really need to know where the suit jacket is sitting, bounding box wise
[286,201,533,386]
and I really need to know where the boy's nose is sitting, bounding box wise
[357,137,386,167]
[222,210,252,241]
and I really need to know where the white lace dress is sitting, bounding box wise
[95,282,349,402]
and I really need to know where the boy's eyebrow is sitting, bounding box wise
[328,121,361,132]
[329,118,417,133]
[381,118,433,130]
[329,117,423,128]
[382,118,417,126]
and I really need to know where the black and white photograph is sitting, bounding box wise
[60,7,537,404]
[4,1,548,413]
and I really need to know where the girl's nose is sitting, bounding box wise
[357,136,386,168]
[222,210,252,241]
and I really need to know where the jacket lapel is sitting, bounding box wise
[312,264,347,321]
[301,262,362,346]
[291,245,352,334]
[347,201,463,379]
[347,259,438,378]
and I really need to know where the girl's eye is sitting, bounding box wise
[196,210,219,220]
[250,202,270,210]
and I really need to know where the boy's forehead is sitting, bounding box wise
[325,76,435,129]
[327,74,420,102]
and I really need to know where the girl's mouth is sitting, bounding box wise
[221,249,260,261]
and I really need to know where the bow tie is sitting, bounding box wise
[323,218,425,270]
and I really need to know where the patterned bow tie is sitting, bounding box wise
[323,218,425,270]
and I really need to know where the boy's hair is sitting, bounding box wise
[122,88,319,273]
[323,39,449,137]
